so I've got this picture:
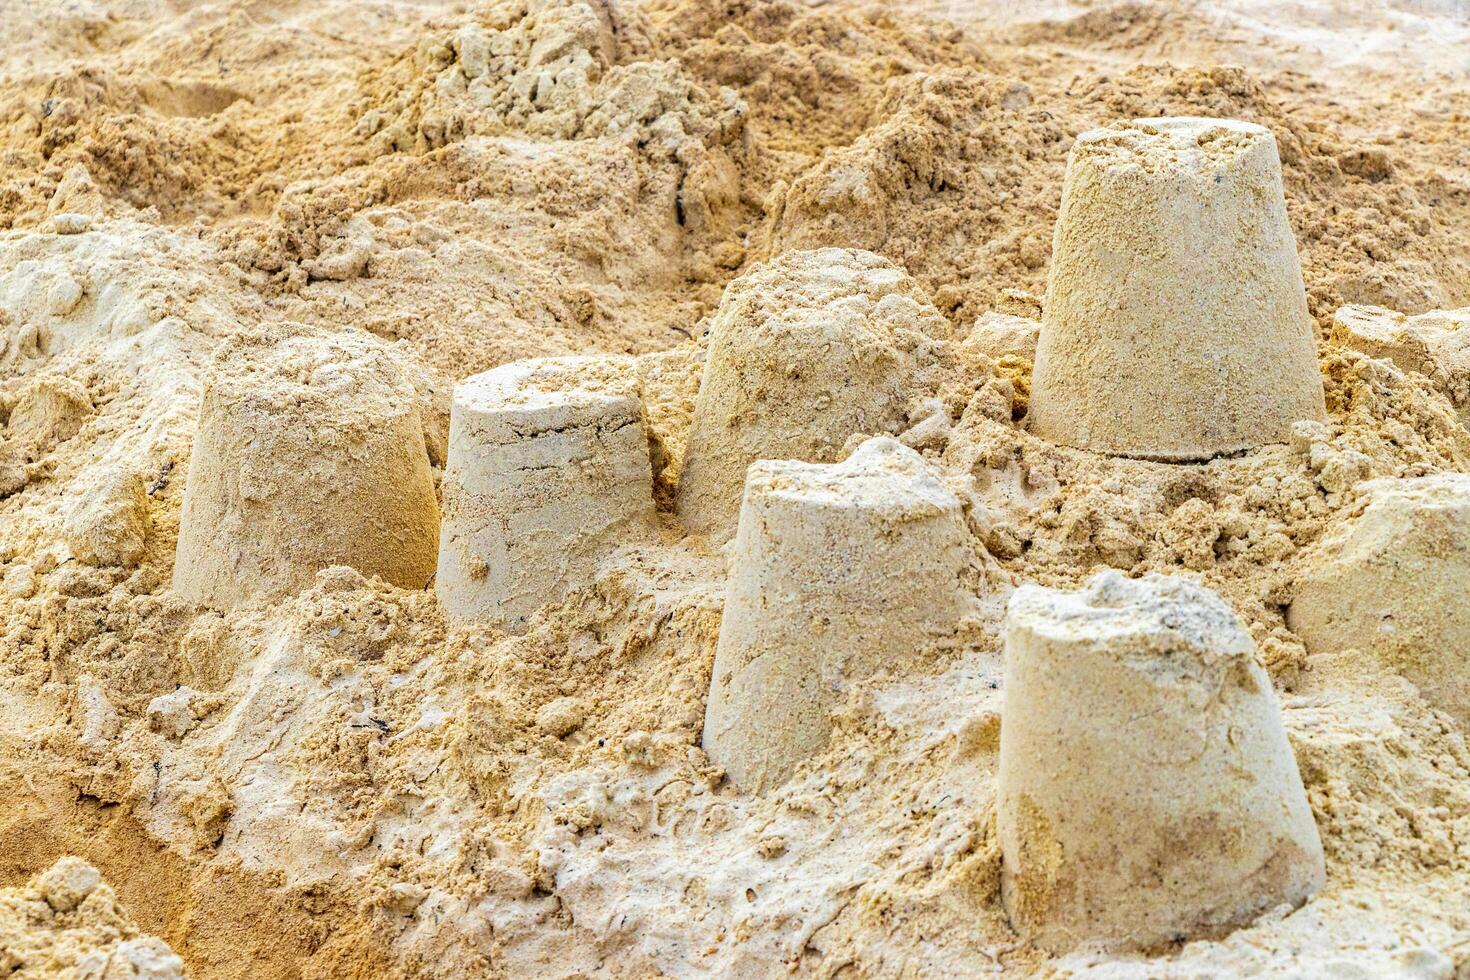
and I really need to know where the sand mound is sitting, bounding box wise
[1289,474,1470,726]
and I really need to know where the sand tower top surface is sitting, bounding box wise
[453,355,640,439]
[1355,472,1470,511]
[1072,116,1273,176]
[719,247,924,323]
[207,331,415,420]
[744,437,959,519]
[1008,571,1254,658]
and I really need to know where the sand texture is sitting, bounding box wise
[1,0,1469,976]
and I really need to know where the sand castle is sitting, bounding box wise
[1288,475,1470,725]
[1029,116,1326,460]
[675,248,922,537]
[702,437,971,791]
[8,1,1470,974]
[435,355,655,632]
[998,572,1325,952]
[174,332,440,610]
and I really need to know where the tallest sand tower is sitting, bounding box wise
[1028,117,1326,461]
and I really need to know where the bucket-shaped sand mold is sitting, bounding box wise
[435,355,655,633]
[1028,116,1326,461]
[675,248,914,538]
[173,332,440,610]
[998,571,1325,953]
[702,437,972,792]
[1288,475,1470,727]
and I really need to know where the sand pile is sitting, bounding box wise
[1,0,1469,977]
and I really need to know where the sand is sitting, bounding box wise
[1,0,1468,976]
[0,857,186,978]
[999,571,1325,953]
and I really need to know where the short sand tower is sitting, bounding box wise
[703,437,971,792]
[675,249,921,538]
[998,571,1324,953]
[1028,117,1326,461]
[1288,475,1470,726]
[174,331,440,610]
[436,355,655,632]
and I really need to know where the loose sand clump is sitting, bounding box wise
[173,330,440,610]
[62,468,150,567]
[0,857,185,978]
[676,247,945,536]
[1029,117,1326,461]
[1332,305,1470,422]
[964,311,1040,364]
[359,0,745,158]
[4,375,93,460]
[999,572,1325,953]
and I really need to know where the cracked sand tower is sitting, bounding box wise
[1288,475,1470,726]
[174,332,440,610]
[999,571,1324,953]
[703,437,971,792]
[1029,117,1326,460]
[436,355,655,632]
[676,248,926,538]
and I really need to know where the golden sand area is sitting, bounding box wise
[1,1,1468,976]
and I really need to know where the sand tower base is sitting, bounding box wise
[675,248,931,538]
[173,331,440,611]
[1028,117,1325,461]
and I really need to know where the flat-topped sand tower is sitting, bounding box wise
[436,356,655,633]
[1029,117,1326,460]
[703,437,971,792]
[174,332,440,610]
[676,248,920,538]
[999,572,1324,953]
[1288,475,1470,726]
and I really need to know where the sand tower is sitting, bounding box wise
[703,437,971,792]
[1028,117,1326,460]
[676,248,926,538]
[436,355,655,632]
[1288,475,1470,726]
[998,571,1324,952]
[174,332,440,610]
